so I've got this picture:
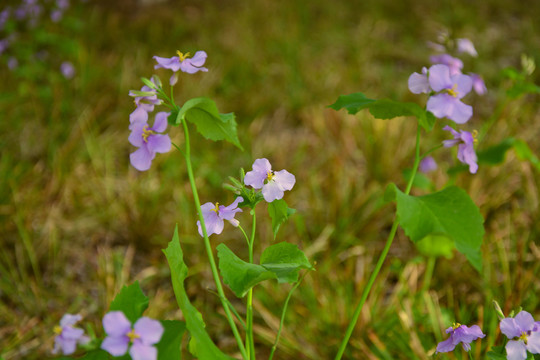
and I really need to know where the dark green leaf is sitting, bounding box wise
[328,92,376,115]
[268,199,296,239]
[260,242,313,283]
[163,226,236,360]
[109,282,149,324]
[157,320,186,360]
[167,109,179,126]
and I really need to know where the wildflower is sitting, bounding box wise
[456,38,478,57]
[153,50,208,85]
[408,67,430,94]
[500,311,540,360]
[419,156,437,173]
[129,81,162,113]
[60,61,75,79]
[443,125,478,174]
[436,323,485,353]
[101,311,163,360]
[469,73,487,95]
[430,54,463,76]
[244,158,296,202]
[197,197,243,237]
[426,64,473,124]
[129,111,171,171]
[52,313,90,355]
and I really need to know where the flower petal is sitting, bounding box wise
[452,74,473,99]
[59,338,77,355]
[262,181,284,202]
[427,93,453,119]
[103,311,132,337]
[244,158,272,189]
[134,317,164,346]
[130,343,158,360]
[447,100,472,124]
[153,112,170,133]
[153,56,181,72]
[506,340,527,360]
[428,64,452,92]
[60,314,82,327]
[436,337,456,353]
[147,134,171,154]
[515,311,535,331]
[190,51,208,67]
[527,331,540,354]
[62,326,84,340]
[130,147,155,171]
[408,71,430,94]
[274,169,296,191]
[501,318,522,339]
[129,122,147,148]
[101,335,129,357]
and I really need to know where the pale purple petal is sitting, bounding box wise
[130,343,158,360]
[428,64,452,92]
[514,311,535,331]
[431,54,463,76]
[527,331,540,354]
[252,158,272,173]
[101,335,129,356]
[408,71,431,94]
[197,204,223,236]
[153,56,181,72]
[448,100,473,124]
[501,318,522,339]
[262,181,284,202]
[59,338,77,355]
[134,317,163,345]
[152,112,169,132]
[453,74,473,99]
[506,340,527,360]
[427,93,453,119]
[189,51,208,67]
[419,156,437,173]
[273,170,295,191]
[103,311,131,337]
[146,134,171,154]
[457,38,478,57]
[130,107,149,127]
[470,73,487,95]
[62,326,84,340]
[60,314,82,327]
[244,158,272,189]
[130,147,155,171]
[436,337,456,353]
[219,197,243,221]
[129,122,146,147]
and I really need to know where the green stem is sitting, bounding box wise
[268,271,308,360]
[246,212,257,359]
[179,116,248,360]
[422,256,436,293]
[334,125,422,360]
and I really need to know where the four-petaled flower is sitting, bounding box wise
[129,111,172,171]
[500,311,540,360]
[101,311,164,360]
[436,322,485,353]
[427,64,473,124]
[154,50,208,85]
[52,313,90,355]
[197,197,244,237]
[443,125,478,174]
[244,158,296,202]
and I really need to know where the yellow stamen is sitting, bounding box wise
[452,322,462,330]
[447,84,459,98]
[266,171,274,181]
[471,130,479,143]
[54,325,63,335]
[519,332,528,345]
[127,329,140,342]
[142,125,156,143]
[211,203,220,213]
[176,50,191,62]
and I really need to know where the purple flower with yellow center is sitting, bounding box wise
[408,67,430,94]
[456,38,478,57]
[500,311,540,360]
[436,322,485,353]
[426,64,473,124]
[129,111,171,171]
[244,158,296,203]
[154,50,208,85]
[101,311,163,360]
[469,73,487,95]
[443,125,478,174]
[197,197,243,237]
[52,314,90,355]
[430,54,463,76]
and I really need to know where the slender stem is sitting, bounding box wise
[334,124,422,360]
[246,212,257,359]
[421,256,436,293]
[179,116,248,360]
[268,271,308,360]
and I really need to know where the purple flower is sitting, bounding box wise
[129,111,171,171]
[500,311,540,360]
[57,0,70,10]
[426,64,473,124]
[129,81,162,112]
[436,323,485,353]
[244,158,296,202]
[52,314,90,355]
[430,54,463,76]
[50,9,63,22]
[443,125,478,174]
[101,311,163,360]
[60,61,75,79]
[408,67,430,94]
[469,73,487,95]
[456,38,478,57]
[153,50,208,85]
[7,57,18,70]
[419,156,437,173]
[197,197,243,237]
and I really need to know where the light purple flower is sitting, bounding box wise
[469,73,487,95]
[443,125,478,174]
[244,158,296,202]
[430,54,463,76]
[52,313,90,355]
[197,197,243,237]
[7,57,18,70]
[408,67,430,94]
[426,64,473,124]
[57,0,70,10]
[419,156,437,173]
[101,311,164,360]
[456,38,478,57]
[129,111,171,171]
[60,61,75,79]
[51,9,63,22]
[154,50,208,84]
[500,311,540,360]
[436,323,485,353]
[129,81,162,113]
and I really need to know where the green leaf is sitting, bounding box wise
[217,244,276,297]
[140,77,157,90]
[402,169,432,191]
[157,320,186,360]
[260,242,313,283]
[109,282,149,324]
[167,109,179,126]
[268,199,296,239]
[59,349,110,360]
[477,138,540,171]
[387,184,484,272]
[329,92,436,131]
[217,242,313,297]
[486,349,507,360]
[163,226,236,360]
[415,234,454,259]
[177,97,243,150]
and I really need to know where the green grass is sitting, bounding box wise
[1,0,539,359]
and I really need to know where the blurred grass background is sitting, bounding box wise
[1,0,539,358]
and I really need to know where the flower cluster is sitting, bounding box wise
[500,311,540,360]
[52,313,90,355]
